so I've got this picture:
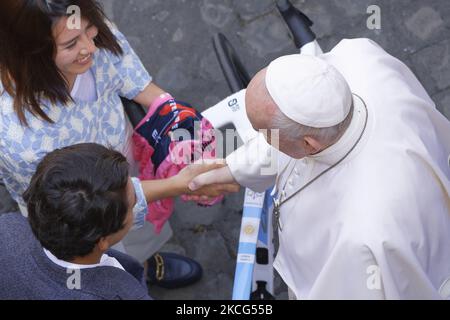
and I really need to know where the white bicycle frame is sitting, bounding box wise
[202,90,274,300]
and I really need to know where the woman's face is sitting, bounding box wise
[53,17,99,79]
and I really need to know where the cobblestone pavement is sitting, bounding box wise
[102,0,450,300]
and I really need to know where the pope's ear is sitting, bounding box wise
[303,136,323,155]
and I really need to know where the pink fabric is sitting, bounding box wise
[132,95,222,234]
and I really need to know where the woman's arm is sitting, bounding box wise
[133,82,166,109]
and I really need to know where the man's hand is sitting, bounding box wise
[173,161,240,199]
[183,165,238,201]
[140,160,239,203]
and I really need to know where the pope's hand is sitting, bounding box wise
[175,161,240,200]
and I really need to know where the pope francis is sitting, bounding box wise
[189,38,450,300]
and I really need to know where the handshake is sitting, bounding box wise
[176,160,239,202]
[138,159,239,233]
[139,159,240,205]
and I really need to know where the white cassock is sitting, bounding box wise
[226,39,450,299]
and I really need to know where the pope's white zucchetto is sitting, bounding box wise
[265,54,353,128]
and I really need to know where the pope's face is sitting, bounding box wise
[259,125,316,159]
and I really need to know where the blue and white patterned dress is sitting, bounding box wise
[0,27,150,220]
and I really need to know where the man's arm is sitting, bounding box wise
[140,161,240,203]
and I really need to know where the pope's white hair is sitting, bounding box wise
[271,104,354,145]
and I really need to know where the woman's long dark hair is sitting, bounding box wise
[0,0,123,126]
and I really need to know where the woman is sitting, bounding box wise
[0,0,237,289]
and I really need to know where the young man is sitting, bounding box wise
[0,143,150,299]
[0,143,234,299]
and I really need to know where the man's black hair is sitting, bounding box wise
[24,143,130,261]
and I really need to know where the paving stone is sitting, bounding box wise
[172,201,225,230]
[433,89,450,120]
[184,228,234,275]
[231,0,274,21]
[405,6,445,41]
[332,0,375,18]
[155,56,190,92]
[200,0,235,29]
[237,13,292,58]
[410,39,450,94]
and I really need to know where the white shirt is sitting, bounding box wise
[71,69,98,103]
[226,38,450,300]
[44,248,125,271]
